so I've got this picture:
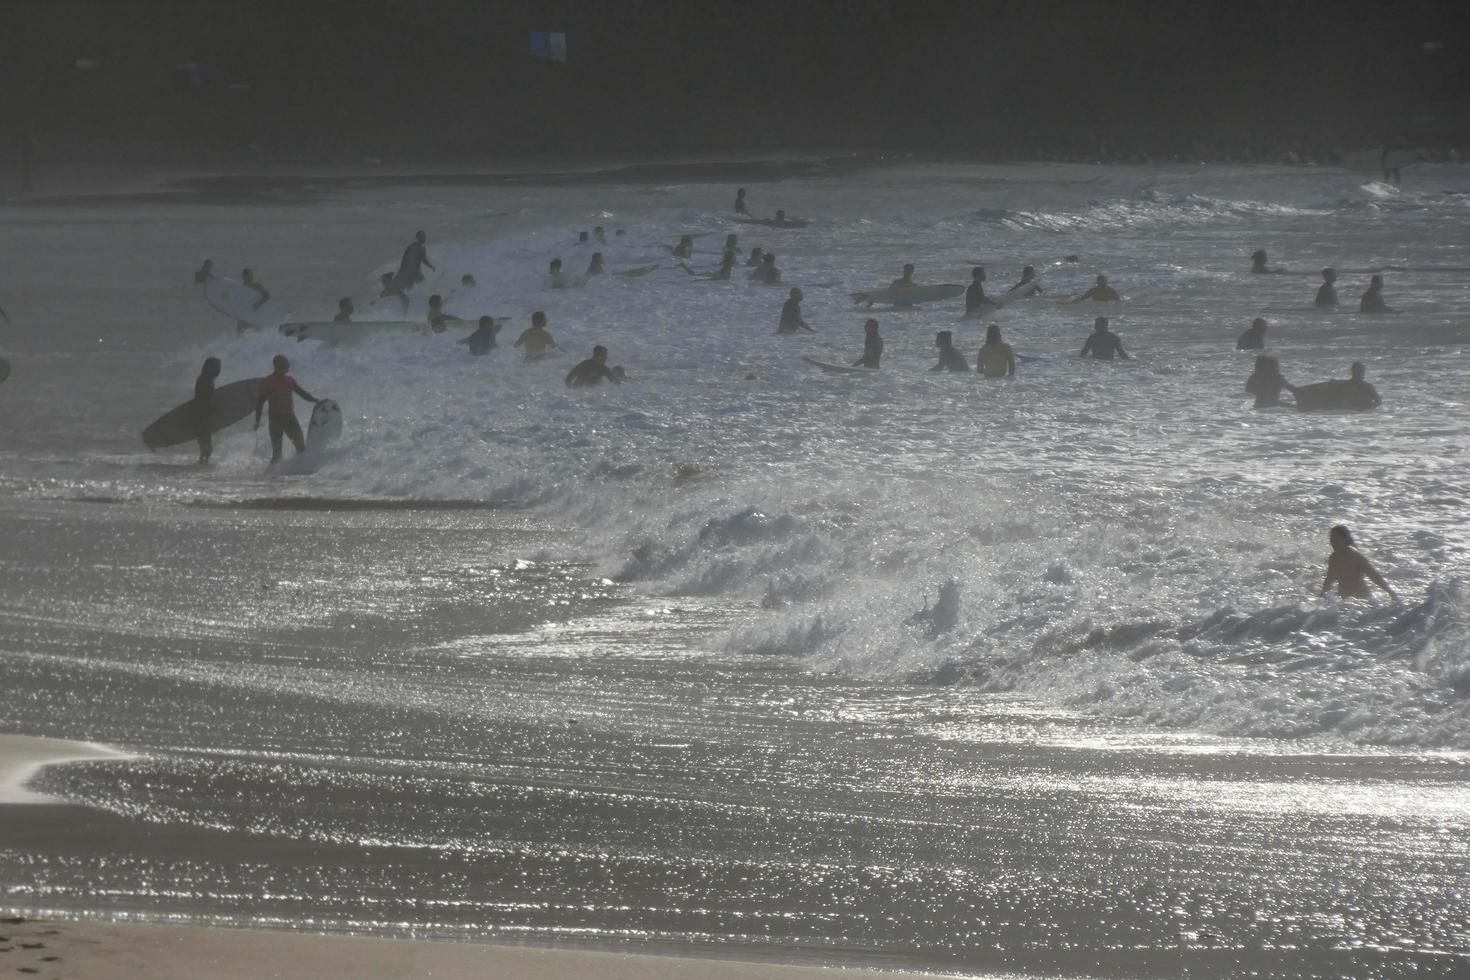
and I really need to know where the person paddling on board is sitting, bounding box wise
[192,356,221,464]
[976,323,1016,378]
[1237,317,1267,350]
[735,188,749,215]
[253,354,320,464]
[854,318,882,368]
[1359,274,1391,313]
[777,288,813,334]
[565,345,623,387]
[929,330,969,373]
[1080,316,1128,360]
[1011,265,1043,297]
[672,235,694,259]
[1076,274,1120,302]
[514,311,562,359]
[964,266,991,316]
[427,294,462,332]
[587,252,606,276]
[1315,268,1339,308]
[395,231,434,290]
[1245,354,1294,408]
[193,258,214,284]
[1321,525,1395,600]
[751,252,781,285]
[460,316,501,356]
[891,264,917,290]
[333,298,354,324]
[236,268,270,334]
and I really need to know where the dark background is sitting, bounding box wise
[3,0,1469,178]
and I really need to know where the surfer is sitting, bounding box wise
[853,319,882,368]
[460,316,500,356]
[460,274,478,288]
[1359,274,1390,313]
[1011,266,1043,297]
[192,356,221,464]
[1236,317,1267,350]
[964,267,991,316]
[427,294,462,332]
[1315,268,1339,308]
[333,298,354,324]
[578,231,590,246]
[1077,275,1120,302]
[777,288,813,334]
[751,252,781,285]
[1342,361,1382,407]
[565,345,623,387]
[774,209,790,226]
[253,354,321,464]
[237,269,270,334]
[396,231,434,289]
[746,247,765,267]
[1250,250,1284,274]
[929,330,969,373]
[891,264,917,290]
[976,324,1016,378]
[724,233,739,255]
[735,188,749,215]
[672,236,694,259]
[683,250,736,280]
[193,259,213,284]
[587,252,606,276]
[1245,354,1294,408]
[514,312,562,359]
[594,226,607,244]
[378,272,409,313]
[1321,525,1395,600]
[1080,317,1128,360]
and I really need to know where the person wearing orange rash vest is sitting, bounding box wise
[253,354,321,463]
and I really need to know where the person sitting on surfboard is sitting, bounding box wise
[929,331,969,373]
[1236,317,1267,350]
[751,252,781,285]
[514,311,562,359]
[1315,268,1339,308]
[427,295,462,332]
[253,354,320,464]
[745,247,764,267]
[1080,317,1128,360]
[1245,354,1294,408]
[854,319,882,368]
[891,264,917,290]
[396,231,434,289]
[333,298,354,324]
[1077,275,1120,302]
[1321,525,1395,601]
[777,289,813,334]
[460,316,501,356]
[587,252,606,276]
[735,188,749,215]
[1011,266,1043,297]
[566,345,623,387]
[672,236,694,259]
[193,356,221,464]
[193,258,214,284]
[1359,274,1390,313]
[964,267,991,316]
[976,324,1016,378]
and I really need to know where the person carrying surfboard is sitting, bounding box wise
[853,319,882,368]
[514,312,562,359]
[777,289,813,334]
[1080,317,1128,360]
[192,357,222,464]
[964,267,991,316]
[395,231,434,290]
[253,354,321,464]
[976,324,1016,378]
[891,264,917,290]
[1315,269,1339,308]
[929,331,968,373]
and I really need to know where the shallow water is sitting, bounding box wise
[1,160,1468,975]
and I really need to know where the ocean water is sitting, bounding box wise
[2,160,1469,976]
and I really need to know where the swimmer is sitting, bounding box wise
[853,318,882,368]
[745,247,765,267]
[1236,317,1267,350]
[427,294,462,332]
[1079,317,1128,360]
[1244,354,1294,408]
[593,226,607,244]
[735,188,749,215]
[565,345,623,387]
[777,288,813,334]
[1076,274,1120,302]
[1359,274,1390,314]
[751,252,781,285]
[378,272,409,313]
[459,316,501,355]
[333,298,354,324]
[548,258,567,288]
[514,311,562,359]
[929,330,969,373]
[1251,249,1283,274]
[976,323,1016,378]
[577,231,590,246]
[1315,268,1339,308]
[964,266,991,316]
[1321,525,1395,600]
[1342,360,1381,407]
[460,274,478,288]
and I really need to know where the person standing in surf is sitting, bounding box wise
[1244,354,1294,408]
[777,288,813,334]
[976,324,1016,378]
[565,345,623,387]
[965,267,991,316]
[334,298,354,324]
[253,354,321,464]
[514,312,562,359]
[929,330,969,373]
[735,188,749,215]
[1076,275,1120,302]
[193,356,221,464]
[396,231,434,289]
[1315,268,1339,308]
[853,319,882,368]
[193,259,214,284]
[891,264,917,290]
[460,316,501,356]
[1321,525,1395,601]
[751,252,781,285]
[1237,317,1268,350]
[1080,317,1128,360]
[1011,265,1043,297]
[1359,274,1391,313]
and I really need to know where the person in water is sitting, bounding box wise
[548,258,569,288]
[460,316,501,356]
[976,323,1016,378]
[751,252,781,285]
[1360,274,1390,313]
[396,231,434,288]
[193,258,214,284]
[1077,274,1120,302]
[236,268,270,334]
[565,345,623,387]
[964,266,990,316]
[1250,249,1283,274]
[773,209,793,226]
[427,294,461,332]
[514,311,562,358]
[1237,317,1267,350]
[253,354,320,464]
[333,298,354,324]
[929,330,969,373]
[853,318,882,368]
[1080,317,1128,360]
[1315,268,1339,308]
[1244,354,1294,408]
[378,272,409,313]
[746,247,765,267]
[1343,360,1382,407]
[587,252,605,276]
[192,356,221,464]
[891,264,917,290]
[735,188,749,215]
[777,288,813,334]
[460,274,477,288]
[593,226,607,244]
[724,233,739,255]
[577,231,590,246]
[1011,265,1043,297]
[1321,525,1395,600]
[672,235,694,259]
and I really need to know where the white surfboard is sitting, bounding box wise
[307,399,343,452]
[204,277,287,329]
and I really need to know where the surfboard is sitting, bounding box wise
[1293,380,1379,412]
[306,399,343,451]
[279,320,422,344]
[142,377,262,450]
[614,264,661,278]
[735,216,811,229]
[852,283,965,307]
[204,278,287,329]
[802,356,876,374]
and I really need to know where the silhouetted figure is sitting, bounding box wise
[745,247,765,267]
[1251,249,1283,274]
[514,311,561,359]
[193,258,213,284]
[735,188,749,215]
[1080,317,1127,360]
[253,354,320,464]
[929,330,969,372]
[751,252,780,285]
[964,266,990,315]
[1011,265,1043,297]
[854,318,882,368]
[1359,274,1390,313]
[460,316,501,356]
[427,294,461,332]
[587,252,605,276]
[333,298,354,324]
[1343,360,1381,407]
[193,356,221,464]
[1315,268,1339,308]
[672,235,694,259]
[1322,525,1395,600]
[1237,317,1267,350]
[1245,354,1294,408]
[237,268,270,334]
[396,231,434,289]
[891,263,917,290]
[1078,274,1120,302]
[976,323,1016,377]
[777,288,813,333]
[566,345,623,387]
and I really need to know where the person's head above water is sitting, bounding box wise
[737,188,746,197]
[1250,317,1267,332]
[1323,268,1337,283]
[1329,524,1354,549]
[201,356,221,378]
[242,268,255,282]
[763,253,775,265]
[935,330,954,348]
[749,247,763,259]
[1095,275,1108,286]
[1022,265,1036,278]
[338,297,353,312]
[578,232,589,243]
[271,354,289,374]
[1251,249,1268,268]
[532,311,547,327]
[789,287,803,302]
[775,209,786,220]
[1350,360,1367,380]
[478,315,498,331]
[429,294,443,308]
[550,259,562,272]
[461,274,476,286]
[1094,316,1109,333]
[591,345,608,363]
[415,231,426,244]
[1369,274,1384,289]
[986,323,1002,344]
[903,263,915,276]
[972,266,985,280]
[864,318,879,335]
